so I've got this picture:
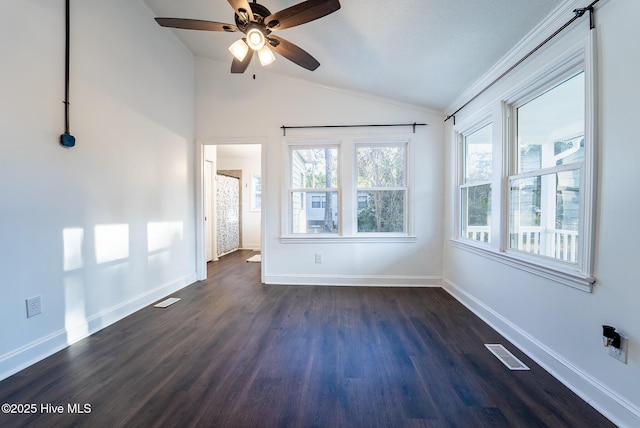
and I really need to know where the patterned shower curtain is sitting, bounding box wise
[216,174,240,256]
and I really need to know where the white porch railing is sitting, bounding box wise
[511,226,578,262]
[465,226,579,263]
[466,226,491,243]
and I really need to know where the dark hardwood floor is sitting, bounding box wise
[0,250,614,427]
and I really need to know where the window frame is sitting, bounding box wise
[286,142,341,236]
[354,141,409,236]
[458,120,494,245]
[504,57,594,277]
[281,134,415,243]
[451,35,597,292]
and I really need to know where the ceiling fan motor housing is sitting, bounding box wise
[235,2,273,31]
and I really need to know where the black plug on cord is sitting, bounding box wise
[602,325,621,349]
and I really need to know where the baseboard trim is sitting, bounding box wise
[241,245,261,251]
[263,273,441,287]
[442,278,640,428]
[0,273,197,382]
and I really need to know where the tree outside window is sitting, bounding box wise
[356,144,406,233]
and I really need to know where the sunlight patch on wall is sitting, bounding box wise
[64,275,89,345]
[147,221,183,252]
[63,227,84,271]
[95,224,129,264]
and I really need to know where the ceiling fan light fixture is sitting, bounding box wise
[228,38,249,61]
[258,45,276,66]
[246,27,266,50]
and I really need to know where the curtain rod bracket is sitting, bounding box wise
[574,5,595,28]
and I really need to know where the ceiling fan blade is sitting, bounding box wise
[231,50,253,74]
[227,0,254,22]
[268,36,320,71]
[155,18,237,32]
[265,0,340,31]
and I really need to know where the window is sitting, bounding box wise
[284,136,414,240]
[289,146,339,234]
[460,124,492,243]
[452,40,596,290]
[356,144,407,233]
[251,175,261,211]
[509,72,584,263]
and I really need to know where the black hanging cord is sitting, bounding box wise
[444,0,600,125]
[60,0,76,147]
[280,123,427,136]
[64,0,70,133]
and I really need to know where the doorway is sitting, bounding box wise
[202,143,263,272]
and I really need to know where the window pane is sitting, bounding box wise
[517,72,584,173]
[555,136,584,167]
[291,191,338,234]
[251,175,261,211]
[357,146,405,187]
[509,170,580,262]
[291,148,338,189]
[464,124,492,183]
[357,190,404,233]
[461,184,491,243]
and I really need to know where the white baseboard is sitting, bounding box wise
[263,273,441,287]
[0,273,197,382]
[442,278,640,428]
[241,244,261,251]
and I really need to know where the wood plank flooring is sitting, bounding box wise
[0,250,614,427]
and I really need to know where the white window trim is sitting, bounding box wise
[354,140,411,236]
[281,134,416,242]
[451,31,597,293]
[455,112,495,246]
[283,140,341,237]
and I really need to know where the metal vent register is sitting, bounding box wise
[485,344,530,370]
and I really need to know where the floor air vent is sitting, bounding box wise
[154,297,181,308]
[485,344,530,370]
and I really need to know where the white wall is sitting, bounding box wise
[196,59,444,286]
[0,0,196,379]
[443,1,640,426]
[217,147,262,251]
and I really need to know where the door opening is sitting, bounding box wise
[201,142,263,277]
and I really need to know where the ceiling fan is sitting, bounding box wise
[155,0,341,73]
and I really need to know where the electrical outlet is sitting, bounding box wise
[315,253,322,264]
[26,296,42,318]
[609,335,628,364]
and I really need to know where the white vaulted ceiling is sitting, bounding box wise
[143,0,563,110]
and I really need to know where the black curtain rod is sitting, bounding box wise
[281,123,427,136]
[444,0,600,125]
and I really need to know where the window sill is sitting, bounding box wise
[281,235,417,244]
[450,239,595,292]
